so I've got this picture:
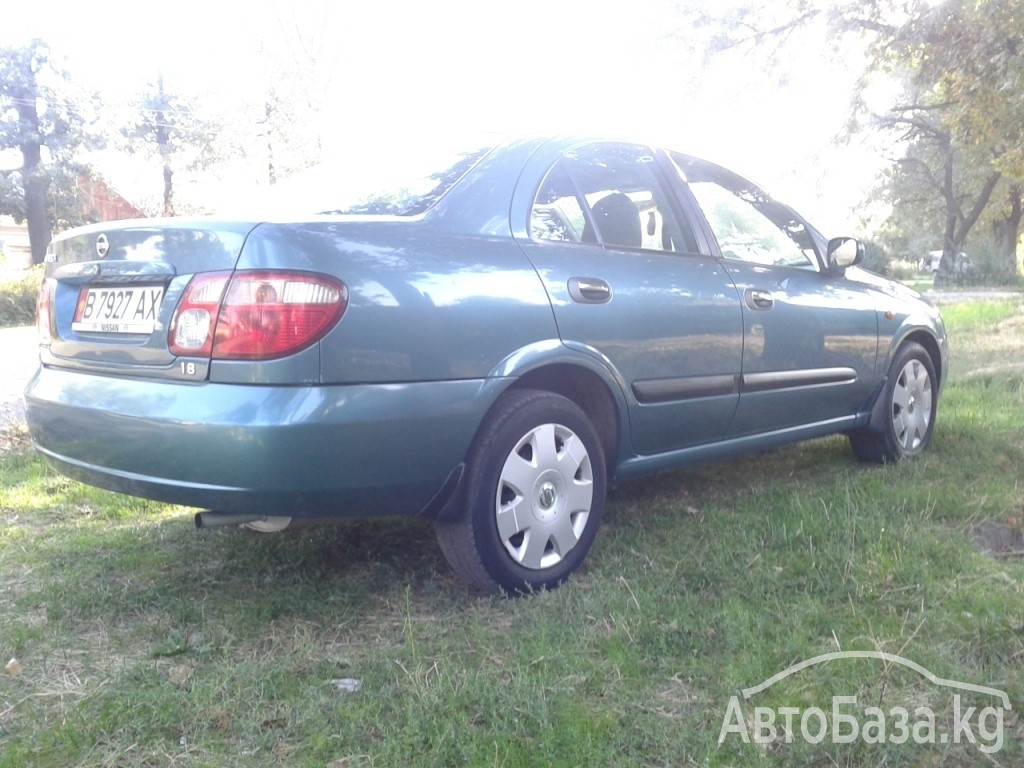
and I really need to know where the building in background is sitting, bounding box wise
[1,176,143,270]
[76,176,145,223]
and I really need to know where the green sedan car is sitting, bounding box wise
[25,136,948,593]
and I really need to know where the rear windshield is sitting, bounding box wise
[249,137,500,217]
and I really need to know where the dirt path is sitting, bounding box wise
[0,326,38,428]
[923,289,1023,305]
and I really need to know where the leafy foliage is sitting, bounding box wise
[0,267,41,328]
[120,75,229,217]
[697,1,1023,285]
[0,40,101,262]
[877,1,1023,284]
[918,0,1024,180]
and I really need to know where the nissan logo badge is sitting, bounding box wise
[96,233,109,259]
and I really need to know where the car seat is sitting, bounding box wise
[582,192,642,248]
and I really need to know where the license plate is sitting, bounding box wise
[72,285,165,334]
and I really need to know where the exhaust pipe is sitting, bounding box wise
[194,512,262,529]
[194,512,293,532]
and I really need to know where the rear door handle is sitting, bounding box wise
[744,288,774,311]
[568,277,612,304]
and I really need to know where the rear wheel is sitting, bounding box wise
[849,341,937,463]
[436,389,606,594]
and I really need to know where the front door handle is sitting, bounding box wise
[744,288,774,311]
[568,277,612,304]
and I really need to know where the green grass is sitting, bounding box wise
[1,302,1023,766]
[0,267,41,329]
[943,299,1024,383]
[900,274,934,293]
[942,298,1022,329]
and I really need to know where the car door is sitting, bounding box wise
[669,153,879,438]
[514,142,744,456]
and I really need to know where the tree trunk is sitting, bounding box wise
[156,108,174,217]
[265,100,276,185]
[992,184,1022,282]
[18,94,52,265]
[935,137,959,287]
[162,161,174,217]
[154,76,175,217]
[24,165,50,265]
[935,156,1000,287]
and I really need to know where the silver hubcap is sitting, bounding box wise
[892,359,932,451]
[495,423,594,570]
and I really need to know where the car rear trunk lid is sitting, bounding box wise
[40,220,257,376]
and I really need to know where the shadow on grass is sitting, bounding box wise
[1,430,968,625]
[7,398,1021,643]
[7,505,474,642]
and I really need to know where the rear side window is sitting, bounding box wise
[246,138,500,217]
[337,145,494,216]
[531,163,588,242]
[531,144,698,253]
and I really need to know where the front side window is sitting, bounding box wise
[531,144,698,253]
[673,153,818,269]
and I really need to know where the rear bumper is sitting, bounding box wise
[25,366,494,518]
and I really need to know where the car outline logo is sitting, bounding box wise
[743,651,1010,709]
[95,233,109,258]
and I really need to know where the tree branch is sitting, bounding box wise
[702,8,823,54]
[896,157,943,194]
[956,171,1002,239]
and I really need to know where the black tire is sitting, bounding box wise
[849,341,937,464]
[435,389,607,594]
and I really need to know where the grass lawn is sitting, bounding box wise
[1,301,1022,766]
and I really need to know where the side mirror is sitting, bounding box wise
[826,237,864,271]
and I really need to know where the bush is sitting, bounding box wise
[887,259,921,281]
[0,267,41,329]
[963,239,1021,286]
[859,239,891,275]
[856,240,923,282]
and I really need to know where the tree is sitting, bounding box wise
[254,7,341,184]
[122,74,224,216]
[0,39,98,263]
[879,99,1001,278]
[699,1,1024,284]
[916,0,1024,279]
[872,1,1023,283]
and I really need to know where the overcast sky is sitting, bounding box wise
[3,0,881,233]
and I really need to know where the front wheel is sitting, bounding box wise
[849,341,937,463]
[435,389,607,594]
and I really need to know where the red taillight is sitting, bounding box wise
[168,272,231,357]
[169,271,348,360]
